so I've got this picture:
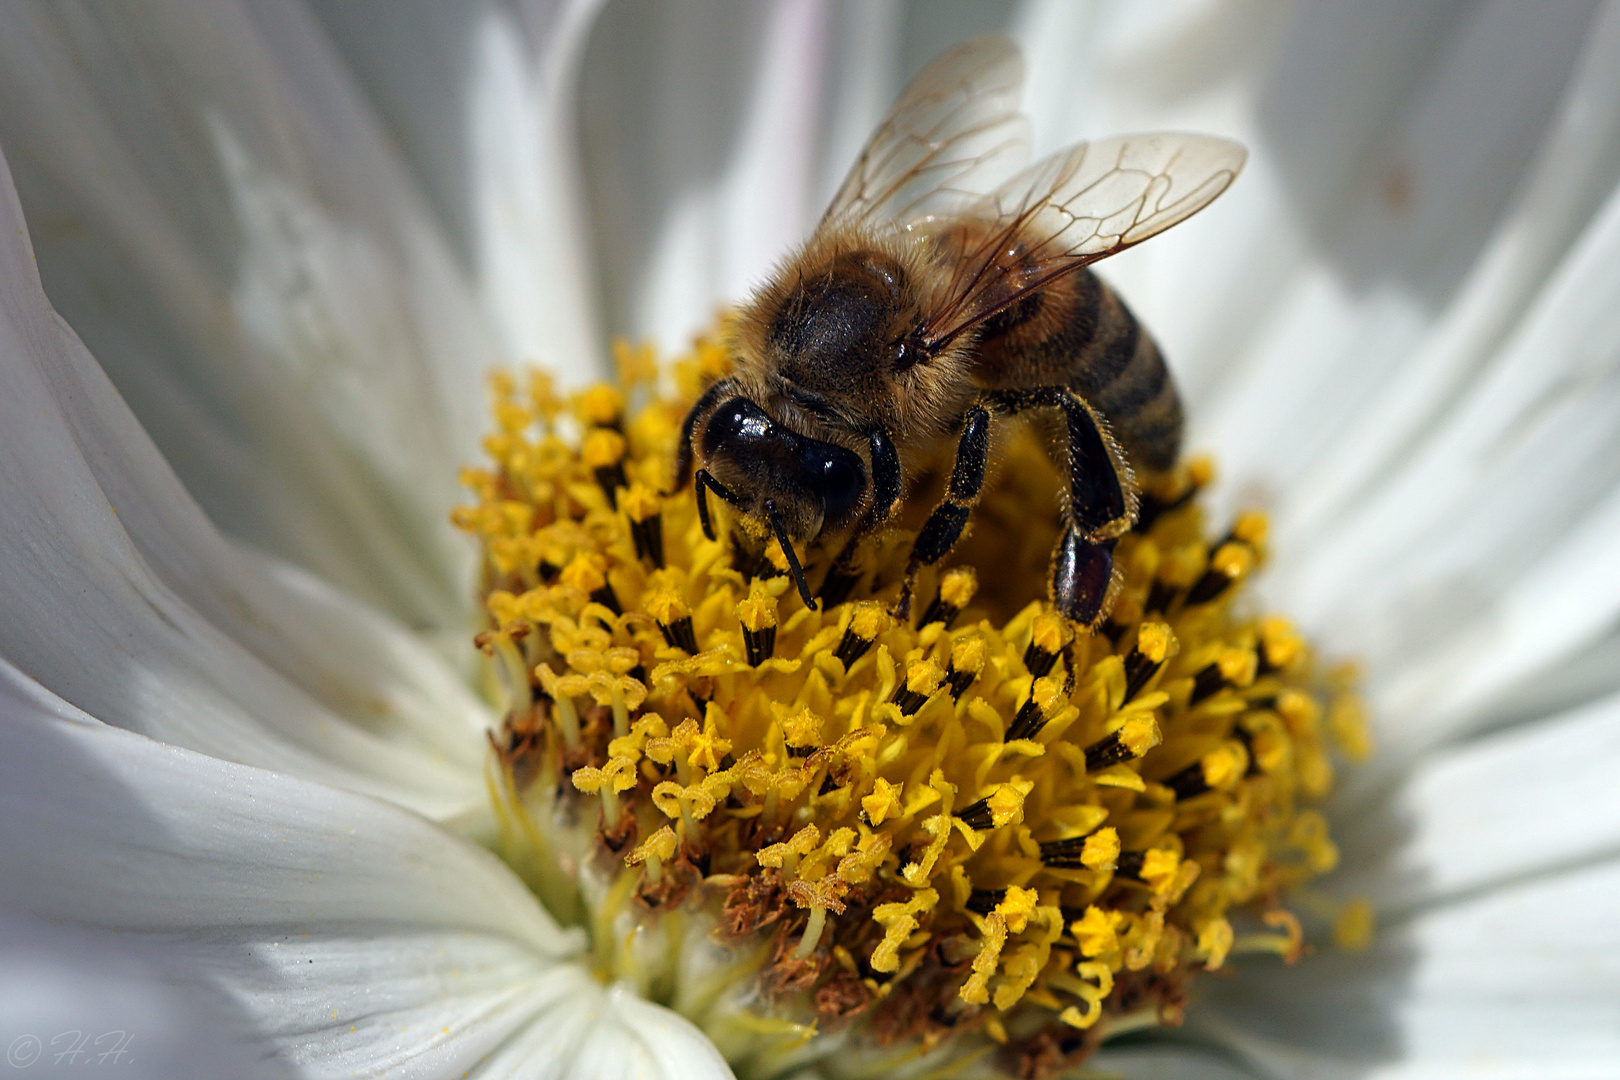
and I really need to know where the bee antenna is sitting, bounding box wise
[764,500,817,611]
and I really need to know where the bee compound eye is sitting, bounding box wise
[702,397,766,457]
[817,445,866,527]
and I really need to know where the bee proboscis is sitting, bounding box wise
[674,35,1245,630]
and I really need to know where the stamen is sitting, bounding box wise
[622,483,666,568]
[644,581,698,654]
[1188,646,1258,705]
[1005,677,1065,741]
[1082,716,1161,771]
[891,656,945,715]
[918,566,978,628]
[561,552,620,616]
[736,583,778,666]
[1023,611,1072,678]
[944,635,986,699]
[1122,622,1175,701]
[1185,541,1254,605]
[833,602,890,667]
[584,428,629,508]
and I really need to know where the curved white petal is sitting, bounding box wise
[0,661,616,1079]
[0,910,295,1080]
[472,983,734,1080]
[0,144,490,820]
[1335,689,1620,914]
[577,0,898,353]
[1281,159,1620,748]
[1201,857,1620,1080]
[0,0,501,629]
[309,0,609,385]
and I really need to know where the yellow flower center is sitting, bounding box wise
[453,334,1371,1076]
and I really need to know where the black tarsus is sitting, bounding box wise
[765,499,817,610]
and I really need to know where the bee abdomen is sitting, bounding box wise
[974,269,1183,473]
[1072,285,1182,473]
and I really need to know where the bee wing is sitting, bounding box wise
[920,133,1247,348]
[819,35,1030,232]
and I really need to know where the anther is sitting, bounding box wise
[1023,611,1072,678]
[1164,743,1248,799]
[622,483,665,568]
[1005,677,1064,742]
[736,583,778,666]
[1188,646,1258,706]
[1134,454,1213,531]
[1122,622,1175,701]
[1256,615,1304,675]
[833,602,891,667]
[891,657,945,716]
[1038,827,1118,871]
[645,583,699,654]
[561,553,620,615]
[578,383,624,431]
[1082,716,1161,771]
[944,635,986,699]
[1185,542,1254,606]
[817,549,863,608]
[917,566,977,628]
[957,780,1033,833]
[584,429,629,509]
[781,708,822,758]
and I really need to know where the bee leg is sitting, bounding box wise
[895,405,991,620]
[987,387,1137,628]
[1050,526,1120,628]
[672,378,739,493]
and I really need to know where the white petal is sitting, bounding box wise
[0,663,599,1078]
[308,0,609,385]
[1193,0,1599,501]
[579,0,858,352]
[1278,161,1620,748]
[0,145,489,820]
[0,0,502,628]
[473,982,734,1080]
[1203,858,1620,1079]
[1334,689,1620,913]
[0,910,294,1080]
[468,2,609,385]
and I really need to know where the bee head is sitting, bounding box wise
[700,397,867,542]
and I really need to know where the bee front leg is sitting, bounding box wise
[987,387,1137,629]
[895,405,991,621]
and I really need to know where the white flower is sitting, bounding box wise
[1,2,1618,1078]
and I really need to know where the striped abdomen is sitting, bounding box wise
[971,267,1183,473]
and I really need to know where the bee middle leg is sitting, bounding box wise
[988,387,1137,628]
[895,405,991,620]
[897,387,1136,627]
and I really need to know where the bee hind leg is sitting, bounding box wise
[986,387,1137,630]
[895,405,991,621]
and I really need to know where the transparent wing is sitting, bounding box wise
[920,133,1247,347]
[819,35,1030,232]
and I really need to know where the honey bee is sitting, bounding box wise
[674,35,1244,628]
